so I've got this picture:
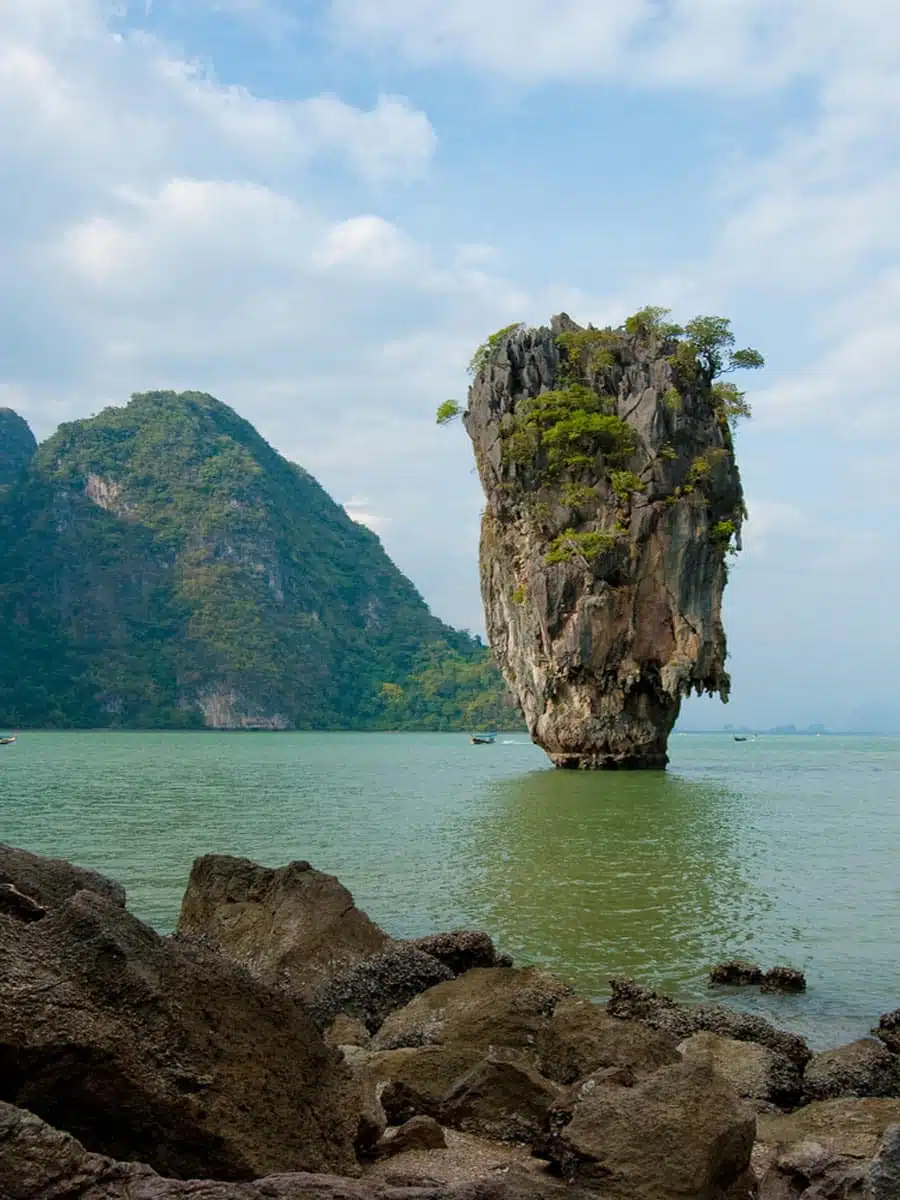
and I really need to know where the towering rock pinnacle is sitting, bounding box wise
[462,313,749,769]
[0,408,37,487]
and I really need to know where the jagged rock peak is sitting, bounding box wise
[0,408,37,487]
[462,312,751,770]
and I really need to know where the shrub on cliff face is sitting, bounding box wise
[468,323,526,376]
[545,527,626,566]
[435,399,462,425]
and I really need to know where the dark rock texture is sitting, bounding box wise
[756,1099,900,1199]
[802,1038,900,1102]
[407,932,500,976]
[0,843,126,911]
[874,1008,900,1055]
[868,1123,900,1200]
[533,996,679,1085]
[176,854,390,995]
[0,888,358,1180]
[761,967,806,994]
[310,947,454,1034]
[368,1047,487,1125]
[709,960,763,987]
[439,1052,562,1144]
[542,1061,756,1198]
[607,977,812,1068]
[462,316,744,768]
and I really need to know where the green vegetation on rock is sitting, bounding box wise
[545,527,625,566]
[0,392,522,731]
[608,470,645,502]
[468,323,525,376]
[435,400,462,425]
[502,385,635,474]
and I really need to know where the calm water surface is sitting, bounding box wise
[1,731,898,1049]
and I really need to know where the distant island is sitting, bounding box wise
[0,396,523,732]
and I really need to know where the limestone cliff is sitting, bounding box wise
[0,393,519,730]
[463,313,750,769]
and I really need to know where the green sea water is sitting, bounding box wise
[1,730,897,1049]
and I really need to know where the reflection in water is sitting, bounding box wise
[461,767,772,1001]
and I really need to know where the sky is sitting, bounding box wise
[2,0,899,731]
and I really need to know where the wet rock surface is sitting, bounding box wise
[607,977,812,1068]
[709,960,764,987]
[760,968,806,995]
[407,932,501,976]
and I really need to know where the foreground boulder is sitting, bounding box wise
[678,1031,802,1111]
[176,854,390,994]
[756,1098,900,1199]
[367,1047,488,1125]
[0,1101,590,1200]
[440,1051,562,1144]
[542,1061,756,1198]
[368,971,680,1139]
[0,889,358,1180]
[607,977,812,1068]
[535,997,679,1085]
[0,843,125,911]
[373,1115,447,1159]
[802,1038,900,1102]
[372,967,572,1053]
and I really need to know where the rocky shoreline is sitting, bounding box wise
[1,845,898,1199]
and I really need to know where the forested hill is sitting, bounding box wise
[0,391,521,731]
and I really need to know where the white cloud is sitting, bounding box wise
[313,216,417,274]
[329,0,900,89]
[343,498,393,533]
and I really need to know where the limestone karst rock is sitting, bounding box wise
[462,313,749,768]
